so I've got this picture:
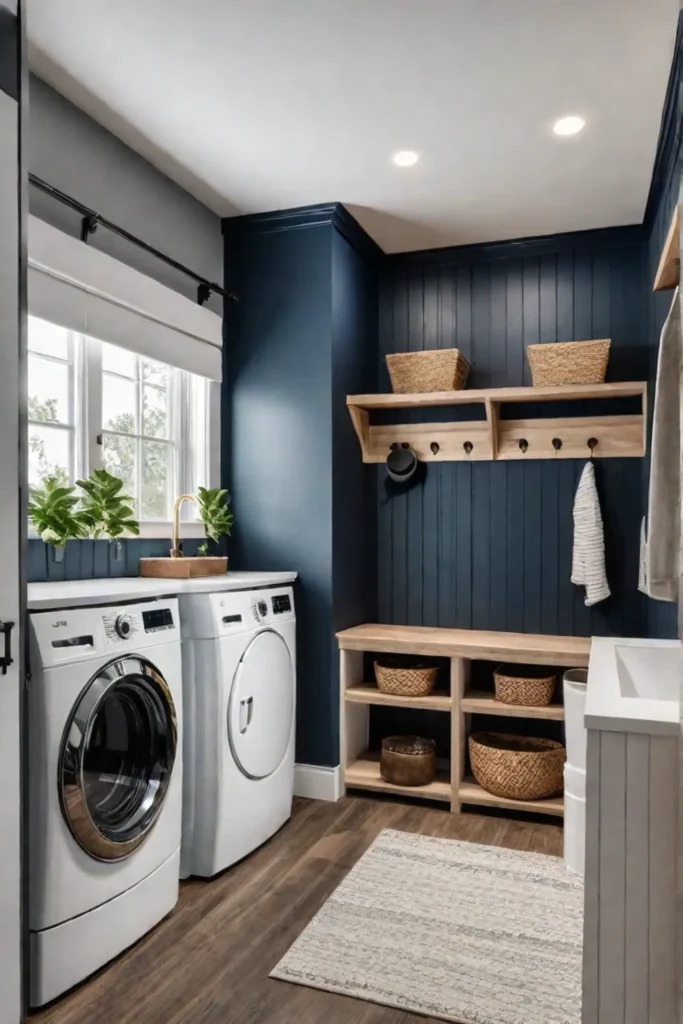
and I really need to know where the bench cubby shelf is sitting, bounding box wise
[347,381,647,463]
[337,624,591,817]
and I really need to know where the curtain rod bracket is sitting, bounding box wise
[80,214,98,243]
[197,282,212,306]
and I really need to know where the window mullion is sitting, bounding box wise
[84,336,103,476]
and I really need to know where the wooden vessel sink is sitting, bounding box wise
[139,556,228,579]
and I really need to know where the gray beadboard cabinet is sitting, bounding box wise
[582,728,678,1024]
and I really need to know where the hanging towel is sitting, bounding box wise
[571,461,610,606]
[642,288,681,601]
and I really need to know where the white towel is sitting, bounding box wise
[642,288,681,601]
[571,461,610,606]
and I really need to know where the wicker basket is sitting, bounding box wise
[386,348,470,394]
[526,339,610,387]
[493,665,556,707]
[469,732,565,801]
[374,658,438,697]
[381,735,436,787]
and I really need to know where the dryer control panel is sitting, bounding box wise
[178,586,295,639]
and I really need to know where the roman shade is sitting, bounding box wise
[28,216,223,381]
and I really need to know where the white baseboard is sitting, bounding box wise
[294,763,342,802]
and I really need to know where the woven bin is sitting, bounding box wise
[526,339,610,387]
[381,735,436,787]
[374,658,438,697]
[386,348,470,394]
[469,731,565,801]
[493,665,556,707]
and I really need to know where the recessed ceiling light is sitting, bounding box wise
[393,150,419,167]
[553,115,586,137]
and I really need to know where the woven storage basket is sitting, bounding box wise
[469,731,565,801]
[493,664,556,707]
[526,339,610,387]
[374,658,438,697]
[386,348,470,394]
[381,735,436,787]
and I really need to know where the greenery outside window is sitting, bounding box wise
[28,316,214,534]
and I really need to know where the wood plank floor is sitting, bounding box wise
[32,795,563,1024]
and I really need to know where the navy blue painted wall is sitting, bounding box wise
[377,229,650,638]
[222,206,379,767]
[331,227,378,673]
[27,537,206,582]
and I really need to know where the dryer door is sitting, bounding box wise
[60,655,178,861]
[228,629,294,780]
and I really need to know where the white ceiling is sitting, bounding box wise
[28,0,679,253]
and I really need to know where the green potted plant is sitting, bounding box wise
[76,469,140,559]
[196,487,234,556]
[28,477,88,560]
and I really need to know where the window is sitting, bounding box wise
[28,318,79,489]
[28,316,214,529]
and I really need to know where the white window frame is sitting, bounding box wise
[28,321,220,539]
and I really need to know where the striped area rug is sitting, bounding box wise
[271,828,583,1024]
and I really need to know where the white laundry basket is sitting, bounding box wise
[563,668,588,875]
[563,669,588,770]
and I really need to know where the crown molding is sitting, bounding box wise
[222,201,383,262]
[385,224,645,267]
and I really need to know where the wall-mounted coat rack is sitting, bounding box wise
[347,382,647,464]
[653,206,680,292]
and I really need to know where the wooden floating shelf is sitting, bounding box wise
[345,683,452,711]
[461,690,564,720]
[347,381,647,463]
[458,778,564,817]
[653,206,679,292]
[345,754,452,803]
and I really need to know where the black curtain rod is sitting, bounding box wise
[29,174,238,306]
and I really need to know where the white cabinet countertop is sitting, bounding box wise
[27,572,298,610]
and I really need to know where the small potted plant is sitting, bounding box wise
[28,477,88,560]
[76,469,140,559]
[196,487,234,557]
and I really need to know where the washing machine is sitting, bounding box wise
[28,598,183,1006]
[178,585,295,877]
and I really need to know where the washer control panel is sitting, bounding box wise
[142,607,175,633]
[272,594,292,615]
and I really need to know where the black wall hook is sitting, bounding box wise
[552,437,563,451]
[430,442,440,455]
[463,441,473,455]
[519,438,529,453]
[587,437,598,457]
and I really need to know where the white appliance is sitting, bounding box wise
[179,585,296,877]
[28,598,183,1007]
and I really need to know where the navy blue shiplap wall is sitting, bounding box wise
[27,537,206,582]
[222,206,379,767]
[377,229,650,638]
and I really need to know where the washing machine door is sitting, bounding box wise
[59,655,178,862]
[228,629,294,780]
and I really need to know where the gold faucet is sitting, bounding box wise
[171,494,196,558]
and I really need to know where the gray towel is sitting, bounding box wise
[571,461,610,606]
[642,288,681,602]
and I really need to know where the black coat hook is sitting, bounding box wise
[552,437,563,451]
[587,437,598,458]
[430,442,440,455]
[463,441,473,455]
[519,438,529,454]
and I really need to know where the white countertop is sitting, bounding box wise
[585,635,679,737]
[27,572,298,610]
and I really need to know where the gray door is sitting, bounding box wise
[0,3,25,1021]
